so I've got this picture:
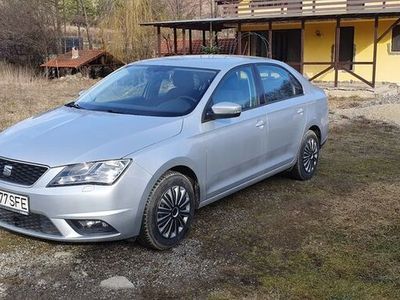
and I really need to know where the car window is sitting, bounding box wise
[256,65,303,103]
[211,66,258,110]
[76,65,218,117]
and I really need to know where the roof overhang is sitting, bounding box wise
[141,10,400,31]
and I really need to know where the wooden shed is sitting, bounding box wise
[41,49,124,79]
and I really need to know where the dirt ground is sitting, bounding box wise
[0,77,399,299]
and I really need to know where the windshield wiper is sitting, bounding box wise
[65,101,82,109]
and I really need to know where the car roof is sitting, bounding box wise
[130,55,280,71]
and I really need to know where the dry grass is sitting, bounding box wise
[0,61,43,86]
[0,63,98,131]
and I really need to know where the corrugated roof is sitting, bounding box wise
[41,49,118,68]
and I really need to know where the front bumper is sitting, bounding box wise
[0,161,152,242]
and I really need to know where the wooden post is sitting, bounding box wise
[237,23,242,55]
[334,18,340,87]
[377,17,400,43]
[268,20,272,58]
[189,29,193,54]
[173,28,178,54]
[182,29,186,55]
[156,26,161,57]
[202,30,206,47]
[300,20,305,74]
[372,16,378,88]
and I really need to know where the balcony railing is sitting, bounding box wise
[216,0,400,18]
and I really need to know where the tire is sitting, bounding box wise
[138,171,195,250]
[290,130,320,181]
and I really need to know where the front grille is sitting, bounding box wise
[0,158,48,186]
[0,207,61,236]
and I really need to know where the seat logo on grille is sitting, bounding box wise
[3,165,12,177]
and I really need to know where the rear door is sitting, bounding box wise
[255,64,307,170]
[201,65,268,198]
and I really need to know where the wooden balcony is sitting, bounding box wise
[216,0,400,18]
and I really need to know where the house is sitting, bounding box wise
[41,49,124,78]
[142,0,400,87]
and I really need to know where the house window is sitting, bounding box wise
[392,25,400,52]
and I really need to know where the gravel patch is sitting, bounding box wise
[329,86,400,127]
[339,104,400,126]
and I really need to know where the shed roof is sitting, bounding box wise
[41,49,121,68]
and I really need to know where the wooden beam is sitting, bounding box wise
[237,23,242,55]
[342,68,374,87]
[376,17,400,43]
[173,28,178,54]
[189,29,193,54]
[304,61,373,65]
[372,16,378,87]
[300,20,305,74]
[334,18,340,87]
[309,65,334,81]
[157,26,161,57]
[268,20,272,58]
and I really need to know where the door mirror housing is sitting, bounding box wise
[210,102,242,119]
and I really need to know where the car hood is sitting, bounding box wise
[0,106,183,167]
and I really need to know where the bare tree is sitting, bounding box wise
[0,0,60,65]
[78,0,92,49]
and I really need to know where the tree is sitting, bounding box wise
[99,0,163,62]
[0,0,60,65]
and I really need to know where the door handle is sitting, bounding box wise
[255,120,265,128]
[296,108,304,115]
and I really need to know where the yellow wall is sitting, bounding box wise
[241,18,400,84]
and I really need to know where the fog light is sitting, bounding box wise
[78,220,107,228]
[67,219,118,235]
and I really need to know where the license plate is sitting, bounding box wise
[0,189,29,215]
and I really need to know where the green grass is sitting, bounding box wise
[198,120,400,300]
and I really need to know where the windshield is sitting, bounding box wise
[76,65,218,117]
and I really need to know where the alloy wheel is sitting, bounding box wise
[156,186,191,239]
[302,137,319,173]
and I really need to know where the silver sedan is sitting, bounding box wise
[0,55,328,249]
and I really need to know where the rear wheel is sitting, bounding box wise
[290,130,320,181]
[138,171,195,250]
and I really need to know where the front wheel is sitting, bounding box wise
[138,171,195,250]
[290,130,320,181]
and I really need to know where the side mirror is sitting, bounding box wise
[210,102,242,119]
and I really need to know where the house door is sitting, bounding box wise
[272,29,301,72]
[339,27,355,70]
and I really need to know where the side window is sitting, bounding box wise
[256,65,303,103]
[212,66,258,110]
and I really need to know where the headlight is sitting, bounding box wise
[48,159,131,187]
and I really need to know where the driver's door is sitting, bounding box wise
[201,65,268,199]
